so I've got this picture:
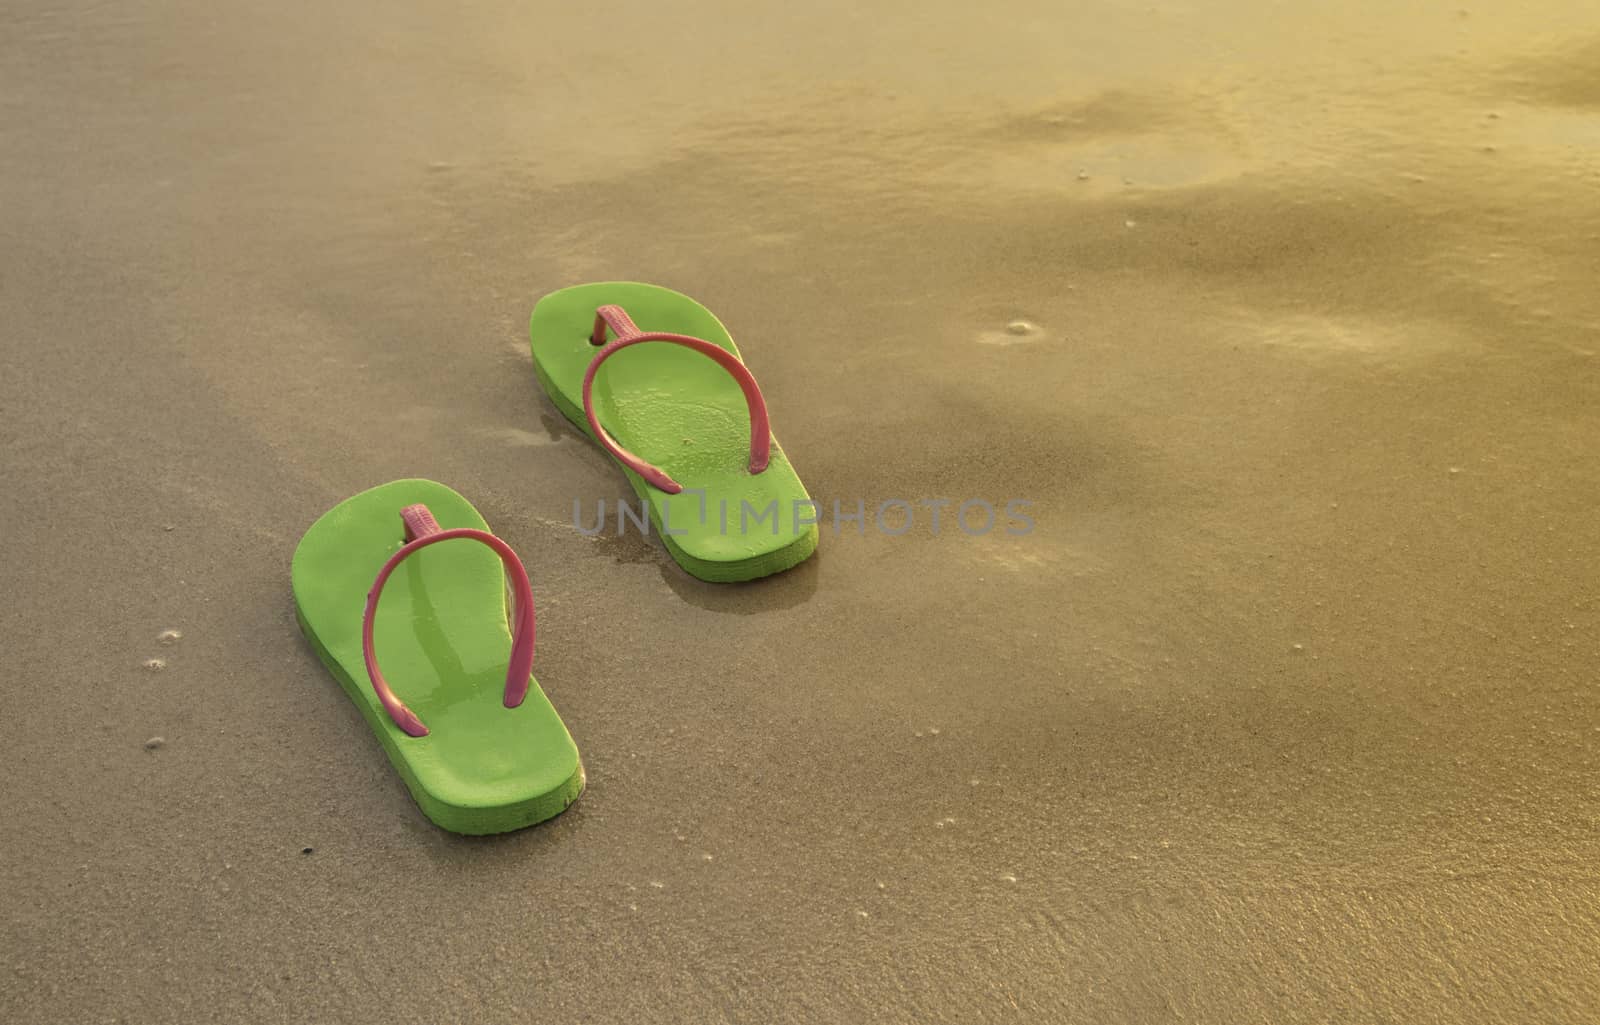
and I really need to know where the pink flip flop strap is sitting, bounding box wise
[361,504,536,738]
[581,303,772,495]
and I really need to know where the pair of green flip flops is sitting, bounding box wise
[291,284,816,834]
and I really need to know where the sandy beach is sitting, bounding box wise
[3,1,1598,1021]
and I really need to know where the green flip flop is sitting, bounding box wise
[530,282,818,583]
[291,479,583,835]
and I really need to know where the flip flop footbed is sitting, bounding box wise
[292,479,582,834]
[530,282,818,582]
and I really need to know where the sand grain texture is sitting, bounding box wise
[2,1,1597,1022]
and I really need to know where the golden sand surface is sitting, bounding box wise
[3,2,1597,1021]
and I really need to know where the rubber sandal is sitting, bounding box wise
[529,282,818,583]
[291,479,583,834]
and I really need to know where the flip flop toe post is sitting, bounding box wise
[292,479,583,834]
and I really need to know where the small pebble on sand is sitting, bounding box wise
[144,736,165,750]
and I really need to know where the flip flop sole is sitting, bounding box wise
[292,479,583,834]
[530,282,818,583]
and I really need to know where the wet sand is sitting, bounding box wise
[3,1,1598,1021]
